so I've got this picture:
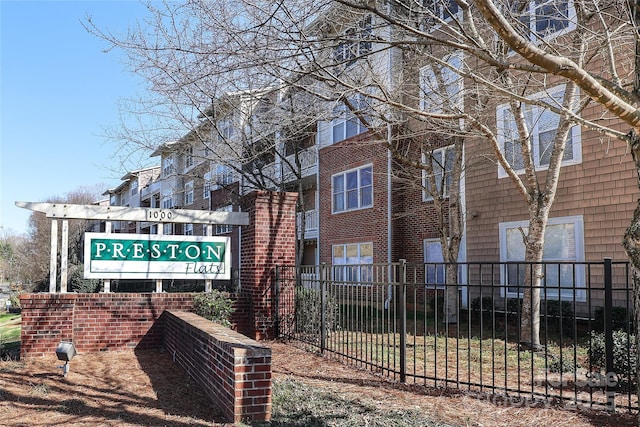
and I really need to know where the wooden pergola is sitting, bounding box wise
[15,202,249,293]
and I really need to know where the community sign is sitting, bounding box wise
[84,233,231,280]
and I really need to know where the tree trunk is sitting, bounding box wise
[621,129,640,417]
[444,262,459,324]
[520,219,546,350]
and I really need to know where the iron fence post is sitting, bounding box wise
[274,266,281,338]
[399,259,407,383]
[320,263,327,355]
[604,257,616,411]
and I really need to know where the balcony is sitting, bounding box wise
[140,180,161,201]
[297,209,318,240]
[282,147,317,183]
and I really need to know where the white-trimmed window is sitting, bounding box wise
[162,195,174,209]
[130,180,138,197]
[419,52,463,113]
[424,239,445,287]
[184,181,194,206]
[334,15,372,65]
[185,146,194,169]
[213,164,234,189]
[162,156,175,178]
[499,216,585,301]
[512,0,576,43]
[421,0,461,29]
[215,205,233,235]
[422,145,455,201]
[217,118,234,141]
[184,224,193,236]
[332,164,373,213]
[332,103,367,144]
[203,171,212,199]
[332,242,373,284]
[497,85,581,178]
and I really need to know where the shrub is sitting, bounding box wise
[547,353,578,373]
[506,298,522,315]
[593,306,631,333]
[470,296,492,312]
[193,290,233,327]
[543,300,574,338]
[8,293,20,310]
[68,264,101,293]
[588,330,637,390]
[294,288,339,338]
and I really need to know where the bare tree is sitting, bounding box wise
[20,186,107,292]
[467,0,640,399]
[87,1,605,342]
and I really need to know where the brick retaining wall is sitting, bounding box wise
[19,293,194,358]
[163,310,271,423]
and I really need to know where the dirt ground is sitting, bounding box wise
[0,340,637,427]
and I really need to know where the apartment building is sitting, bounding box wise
[103,166,162,234]
[104,1,635,306]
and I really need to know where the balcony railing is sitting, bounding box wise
[282,147,318,182]
[140,180,161,201]
[297,209,318,240]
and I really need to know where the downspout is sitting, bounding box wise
[386,20,394,306]
[316,128,321,266]
[387,122,393,308]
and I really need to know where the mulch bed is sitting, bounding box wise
[0,340,636,426]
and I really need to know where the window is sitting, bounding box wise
[332,165,373,213]
[332,242,373,284]
[162,195,174,209]
[331,102,368,144]
[499,216,585,300]
[422,145,455,201]
[217,118,234,141]
[184,181,194,206]
[421,0,461,29]
[185,146,194,169]
[185,224,193,236]
[419,52,463,113]
[215,205,233,235]
[213,165,234,189]
[497,85,581,178]
[162,156,175,178]
[512,0,576,43]
[423,239,464,288]
[424,239,445,287]
[203,171,212,199]
[333,15,372,66]
[130,180,138,197]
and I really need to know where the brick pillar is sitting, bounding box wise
[239,191,297,339]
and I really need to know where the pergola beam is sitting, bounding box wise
[15,201,250,225]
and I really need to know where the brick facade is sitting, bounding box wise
[319,135,391,263]
[318,133,455,265]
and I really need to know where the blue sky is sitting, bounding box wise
[1,1,154,235]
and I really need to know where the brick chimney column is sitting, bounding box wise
[239,191,298,339]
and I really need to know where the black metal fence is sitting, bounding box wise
[275,259,637,413]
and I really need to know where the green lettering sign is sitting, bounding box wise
[84,233,231,280]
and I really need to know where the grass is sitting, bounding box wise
[0,313,21,358]
[256,377,453,427]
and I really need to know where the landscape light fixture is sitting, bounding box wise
[55,341,76,377]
